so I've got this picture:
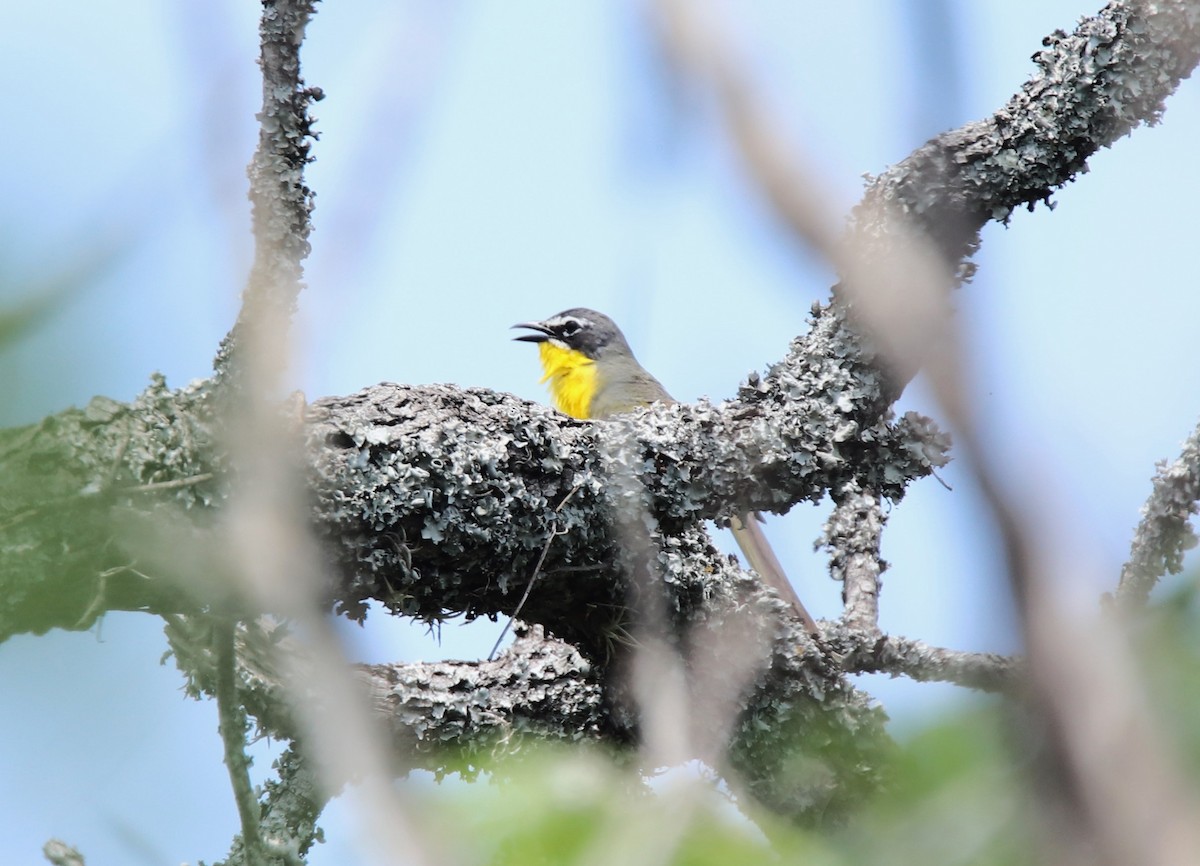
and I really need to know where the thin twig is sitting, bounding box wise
[2,469,213,535]
[215,618,266,866]
[0,505,42,532]
[120,473,215,494]
[103,427,132,489]
[75,563,155,630]
[489,485,582,660]
[842,631,1022,693]
[0,430,195,537]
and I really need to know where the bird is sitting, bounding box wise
[513,307,819,635]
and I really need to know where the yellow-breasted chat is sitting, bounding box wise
[513,307,818,635]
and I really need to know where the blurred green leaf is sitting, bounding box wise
[0,225,136,352]
[421,747,820,866]
[408,707,1042,866]
[0,289,63,348]
[1136,571,1200,776]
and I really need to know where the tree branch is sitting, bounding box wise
[822,480,887,632]
[837,629,1023,694]
[850,0,1200,281]
[360,626,615,771]
[213,0,322,382]
[305,371,946,657]
[0,378,218,640]
[215,746,321,866]
[1115,416,1200,606]
[205,573,892,824]
[215,619,267,866]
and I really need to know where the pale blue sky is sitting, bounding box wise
[2,2,1198,863]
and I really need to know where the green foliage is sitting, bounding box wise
[413,709,1035,866]
[0,252,94,353]
[836,712,1029,866]
[425,749,808,866]
[0,293,56,348]
[1134,574,1200,778]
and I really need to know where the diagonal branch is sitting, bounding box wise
[1115,416,1200,606]
[850,0,1200,282]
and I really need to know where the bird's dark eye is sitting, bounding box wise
[559,320,581,337]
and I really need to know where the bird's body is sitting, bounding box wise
[514,308,818,634]
[526,309,672,420]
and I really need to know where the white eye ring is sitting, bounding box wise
[559,320,581,336]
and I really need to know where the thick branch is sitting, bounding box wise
[851,0,1200,282]
[304,358,946,658]
[216,573,891,823]
[359,626,615,771]
[0,357,943,648]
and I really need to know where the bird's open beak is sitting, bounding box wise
[511,321,551,343]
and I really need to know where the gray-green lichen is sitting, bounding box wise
[303,308,947,660]
[360,626,612,776]
[212,0,322,381]
[1116,416,1200,605]
[850,0,1200,286]
[210,746,325,866]
[0,374,220,638]
[349,537,891,822]
[821,480,888,632]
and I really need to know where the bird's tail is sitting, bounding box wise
[730,513,819,635]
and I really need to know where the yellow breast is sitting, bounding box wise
[537,342,597,419]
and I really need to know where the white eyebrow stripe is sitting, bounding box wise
[545,316,590,331]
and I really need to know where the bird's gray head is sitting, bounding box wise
[511,308,632,360]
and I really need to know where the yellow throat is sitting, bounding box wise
[537,341,596,419]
